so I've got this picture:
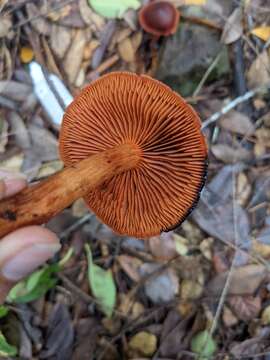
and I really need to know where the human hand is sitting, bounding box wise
[0,170,61,303]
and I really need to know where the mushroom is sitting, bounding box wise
[0,72,207,238]
[139,1,180,37]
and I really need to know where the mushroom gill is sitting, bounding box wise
[59,72,207,237]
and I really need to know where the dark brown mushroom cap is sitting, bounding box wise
[59,72,207,238]
[139,1,180,37]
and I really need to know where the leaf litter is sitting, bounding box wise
[0,0,270,358]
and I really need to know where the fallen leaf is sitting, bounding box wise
[85,244,116,317]
[251,26,270,42]
[193,165,251,251]
[221,8,243,45]
[0,16,11,38]
[184,0,206,4]
[117,37,135,63]
[0,153,24,172]
[181,279,203,300]
[89,0,141,19]
[191,330,217,359]
[222,306,238,327]
[117,255,142,282]
[159,310,189,357]
[36,160,63,179]
[230,337,264,358]
[140,263,179,304]
[211,144,251,163]
[207,264,267,296]
[0,332,17,357]
[26,2,51,35]
[261,305,270,325]
[63,30,87,84]
[220,110,255,136]
[0,117,8,153]
[40,303,74,359]
[247,50,270,88]
[148,232,179,261]
[0,306,8,318]
[8,111,31,151]
[228,295,261,321]
[79,0,105,30]
[28,124,58,162]
[50,24,72,59]
[128,331,157,358]
[73,318,101,360]
[0,81,32,102]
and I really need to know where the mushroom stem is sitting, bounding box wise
[0,143,141,238]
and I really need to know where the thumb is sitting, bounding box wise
[0,226,60,303]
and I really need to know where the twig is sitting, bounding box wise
[193,52,222,97]
[12,0,76,30]
[58,273,93,304]
[202,84,270,130]
[60,213,93,240]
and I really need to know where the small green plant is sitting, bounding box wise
[191,330,217,359]
[85,244,116,317]
[7,248,73,303]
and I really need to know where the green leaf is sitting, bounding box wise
[7,248,74,303]
[191,330,217,359]
[0,306,8,319]
[88,0,140,19]
[7,264,59,303]
[0,331,17,357]
[85,244,116,317]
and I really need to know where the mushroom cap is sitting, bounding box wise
[139,1,180,37]
[59,72,207,238]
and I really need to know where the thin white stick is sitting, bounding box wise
[202,84,270,130]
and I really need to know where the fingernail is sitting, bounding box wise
[1,243,61,281]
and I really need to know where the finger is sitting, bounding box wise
[0,226,61,303]
[0,169,27,200]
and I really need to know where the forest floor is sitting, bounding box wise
[0,0,270,359]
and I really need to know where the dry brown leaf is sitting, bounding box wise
[78,0,105,31]
[211,144,251,163]
[28,124,58,162]
[117,37,135,63]
[0,117,8,153]
[0,153,24,171]
[63,30,87,84]
[141,264,179,304]
[26,2,51,35]
[228,295,261,321]
[131,31,143,52]
[117,255,142,282]
[236,172,251,207]
[37,160,63,179]
[251,26,270,42]
[247,50,270,88]
[148,232,178,261]
[50,25,72,59]
[207,264,267,296]
[8,111,31,151]
[222,306,238,327]
[221,8,243,44]
[128,332,157,358]
[0,16,11,38]
[220,110,255,135]
[0,81,32,102]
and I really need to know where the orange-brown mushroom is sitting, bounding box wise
[139,1,180,37]
[0,72,207,238]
